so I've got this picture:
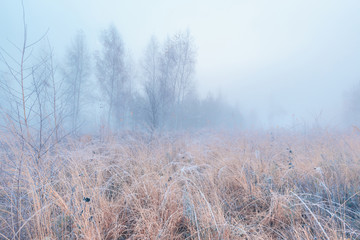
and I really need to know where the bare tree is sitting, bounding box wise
[161,31,196,129]
[168,31,196,106]
[141,37,163,131]
[141,31,196,130]
[0,1,68,238]
[95,24,131,129]
[62,30,91,133]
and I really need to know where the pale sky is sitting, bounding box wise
[1,0,360,128]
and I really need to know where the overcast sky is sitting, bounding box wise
[1,0,360,128]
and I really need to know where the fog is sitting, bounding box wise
[2,3,360,238]
[1,0,360,131]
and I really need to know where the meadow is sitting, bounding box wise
[0,129,359,239]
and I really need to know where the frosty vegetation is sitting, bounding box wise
[0,2,360,240]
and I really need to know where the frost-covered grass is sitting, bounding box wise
[0,130,360,239]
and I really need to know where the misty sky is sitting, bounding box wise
[1,0,360,128]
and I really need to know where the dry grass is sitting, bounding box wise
[0,130,360,239]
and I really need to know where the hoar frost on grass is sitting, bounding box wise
[0,130,360,239]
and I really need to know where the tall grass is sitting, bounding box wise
[0,130,359,239]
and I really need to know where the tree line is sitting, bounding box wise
[56,24,242,133]
[0,23,243,142]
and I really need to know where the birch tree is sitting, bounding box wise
[160,31,196,128]
[142,37,163,130]
[95,24,130,129]
[141,31,197,130]
[62,30,90,133]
